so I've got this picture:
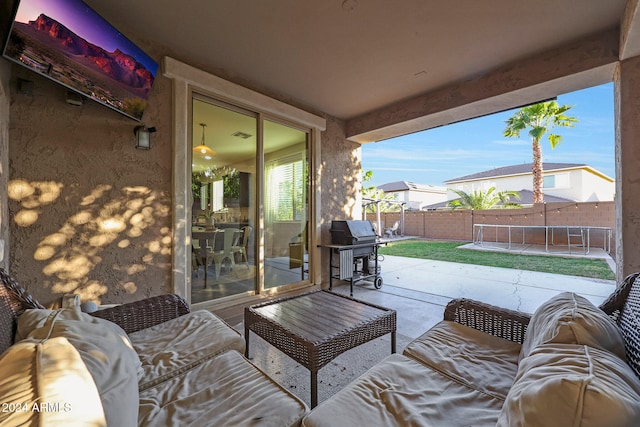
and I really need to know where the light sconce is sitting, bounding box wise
[134,125,156,150]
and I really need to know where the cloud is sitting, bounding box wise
[363,147,431,161]
[492,139,529,146]
[363,146,532,169]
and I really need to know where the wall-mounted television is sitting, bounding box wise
[2,0,158,121]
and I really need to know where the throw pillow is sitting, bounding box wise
[498,343,640,427]
[0,336,107,426]
[16,307,140,426]
[519,292,625,361]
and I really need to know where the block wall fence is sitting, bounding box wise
[377,201,615,254]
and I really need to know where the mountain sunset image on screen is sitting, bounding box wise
[3,0,158,121]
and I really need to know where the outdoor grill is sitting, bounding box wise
[326,220,384,296]
[330,220,378,256]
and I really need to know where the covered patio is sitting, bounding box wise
[3,2,640,424]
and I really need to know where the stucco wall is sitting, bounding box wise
[392,189,447,209]
[318,116,361,286]
[7,63,173,306]
[616,55,640,278]
[574,170,616,201]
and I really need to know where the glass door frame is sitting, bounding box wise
[163,57,326,310]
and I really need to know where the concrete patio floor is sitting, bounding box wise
[331,251,617,339]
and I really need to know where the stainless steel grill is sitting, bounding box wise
[330,220,377,256]
[324,220,384,296]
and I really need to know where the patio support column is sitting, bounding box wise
[614,55,640,278]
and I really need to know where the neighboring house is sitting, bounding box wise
[443,163,615,203]
[378,181,447,210]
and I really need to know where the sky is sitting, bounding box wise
[362,83,615,188]
[13,0,158,73]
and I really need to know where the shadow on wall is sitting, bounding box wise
[7,179,171,304]
[323,120,362,227]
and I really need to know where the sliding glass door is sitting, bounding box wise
[191,97,257,303]
[190,97,310,303]
[264,120,309,289]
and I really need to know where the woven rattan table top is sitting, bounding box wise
[244,290,396,407]
[244,290,396,371]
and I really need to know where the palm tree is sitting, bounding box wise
[503,100,577,203]
[447,187,521,210]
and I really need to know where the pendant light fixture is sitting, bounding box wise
[193,123,216,159]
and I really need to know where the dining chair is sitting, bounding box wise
[232,225,252,268]
[208,228,239,279]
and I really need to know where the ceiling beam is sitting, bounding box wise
[346,28,620,144]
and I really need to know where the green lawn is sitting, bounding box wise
[379,239,615,280]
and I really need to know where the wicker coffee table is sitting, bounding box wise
[244,290,396,408]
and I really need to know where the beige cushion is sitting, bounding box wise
[498,343,640,427]
[16,307,140,426]
[403,320,521,400]
[128,309,246,390]
[0,336,107,426]
[139,350,308,427]
[520,292,625,361]
[302,353,504,427]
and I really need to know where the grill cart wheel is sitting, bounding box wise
[374,276,383,289]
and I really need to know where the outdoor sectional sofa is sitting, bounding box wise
[0,268,308,426]
[301,273,640,426]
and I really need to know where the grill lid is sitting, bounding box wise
[330,220,377,243]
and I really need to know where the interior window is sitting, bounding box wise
[266,155,306,222]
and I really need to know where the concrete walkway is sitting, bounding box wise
[331,254,616,339]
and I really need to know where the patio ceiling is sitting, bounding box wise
[85,0,637,141]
